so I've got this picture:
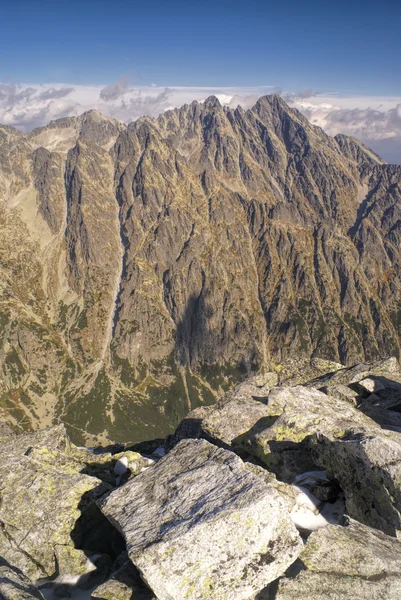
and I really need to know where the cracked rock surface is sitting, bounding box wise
[276,519,401,599]
[99,438,303,600]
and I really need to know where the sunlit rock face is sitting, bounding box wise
[1,95,401,445]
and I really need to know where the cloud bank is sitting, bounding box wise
[0,80,400,164]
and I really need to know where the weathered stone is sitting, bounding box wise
[318,383,359,406]
[312,429,401,535]
[240,385,373,481]
[0,426,112,580]
[237,384,401,534]
[164,405,214,450]
[274,358,345,387]
[167,376,273,453]
[245,463,299,504]
[220,376,272,403]
[91,553,155,600]
[201,398,271,450]
[99,439,302,600]
[0,558,45,599]
[276,519,401,599]
[254,372,279,388]
[358,393,401,431]
[306,357,401,390]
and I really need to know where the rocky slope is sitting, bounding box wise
[2,358,401,599]
[1,96,401,444]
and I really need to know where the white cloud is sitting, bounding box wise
[286,94,401,163]
[36,86,75,101]
[0,80,400,163]
[289,95,401,141]
[99,76,129,101]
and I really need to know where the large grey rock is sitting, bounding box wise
[318,383,359,406]
[240,385,374,481]
[166,376,274,453]
[312,429,401,535]
[0,426,113,580]
[99,439,302,600]
[239,385,401,534]
[195,380,273,452]
[308,358,401,432]
[0,558,45,599]
[305,357,401,390]
[165,405,214,450]
[358,393,401,431]
[276,519,401,599]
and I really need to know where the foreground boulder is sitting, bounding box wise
[240,385,375,481]
[171,376,401,536]
[312,427,401,535]
[276,519,401,599]
[243,385,401,535]
[99,438,303,600]
[0,558,45,599]
[166,375,275,452]
[0,426,111,580]
[0,425,149,580]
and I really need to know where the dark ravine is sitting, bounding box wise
[1,95,401,445]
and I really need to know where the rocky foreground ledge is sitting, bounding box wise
[3,357,401,599]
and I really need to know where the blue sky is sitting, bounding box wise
[1,0,401,163]
[2,0,400,93]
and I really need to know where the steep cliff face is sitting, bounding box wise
[1,96,401,444]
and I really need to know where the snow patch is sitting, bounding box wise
[37,557,100,600]
[114,456,129,476]
[153,446,166,458]
[290,471,345,532]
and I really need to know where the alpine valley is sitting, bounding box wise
[1,94,401,445]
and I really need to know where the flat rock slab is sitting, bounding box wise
[99,439,302,600]
[276,518,401,599]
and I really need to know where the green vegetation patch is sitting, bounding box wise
[4,347,27,383]
[61,368,112,437]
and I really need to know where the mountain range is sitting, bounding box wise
[1,94,401,445]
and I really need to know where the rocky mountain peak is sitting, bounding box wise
[202,94,223,110]
[335,133,386,167]
[26,109,125,153]
[0,95,401,448]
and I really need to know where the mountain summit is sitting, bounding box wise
[1,95,401,444]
